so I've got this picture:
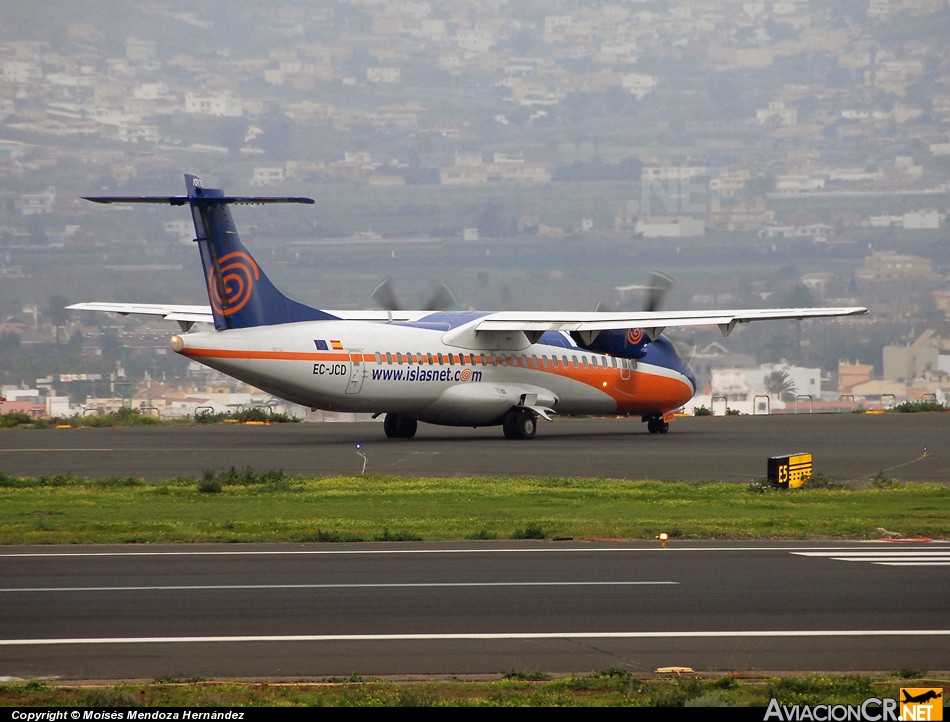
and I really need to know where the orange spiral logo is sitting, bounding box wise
[459,368,474,382]
[209,252,259,316]
[626,327,644,345]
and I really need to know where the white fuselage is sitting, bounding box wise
[172,319,695,427]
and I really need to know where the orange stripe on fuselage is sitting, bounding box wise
[181,348,344,362]
[178,348,692,414]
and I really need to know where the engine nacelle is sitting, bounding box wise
[574,327,651,360]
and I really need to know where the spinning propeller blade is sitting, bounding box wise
[371,276,459,311]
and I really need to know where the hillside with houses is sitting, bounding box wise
[1,0,948,418]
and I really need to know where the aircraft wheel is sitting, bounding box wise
[647,417,669,434]
[502,409,537,440]
[384,413,417,439]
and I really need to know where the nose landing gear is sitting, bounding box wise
[645,414,670,434]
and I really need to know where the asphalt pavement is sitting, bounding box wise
[1,412,947,483]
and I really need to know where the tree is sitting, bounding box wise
[764,370,797,401]
[0,331,21,352]
[473,201,510,238]
[45,294,71,344]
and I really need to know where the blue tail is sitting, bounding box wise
[85,174,338,330]
[183,174,337,329]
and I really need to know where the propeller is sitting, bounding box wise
[370,276,400,311]
[371,276,460,312]
[644,271,673,313]
[595,271,674,314]
[641,271,698,367]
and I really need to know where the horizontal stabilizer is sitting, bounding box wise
[82,195,314,206]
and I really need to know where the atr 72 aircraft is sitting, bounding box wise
[69,174,868,440]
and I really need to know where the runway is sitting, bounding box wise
[0,412,947,483]
[1,540,948,681]
[1,414,947,682]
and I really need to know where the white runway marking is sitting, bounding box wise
[2,630,948,647]
[0,581,677,593]
[792,551,950,566]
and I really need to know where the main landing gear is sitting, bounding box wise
[383,412,417,438]
[384,409,539,440]
[502,408,537,440]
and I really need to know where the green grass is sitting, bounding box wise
[0,468,947,544]
[0,671,944,708]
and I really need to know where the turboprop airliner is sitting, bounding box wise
[69,174,868,440]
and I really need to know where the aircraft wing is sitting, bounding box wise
[473,306,869,338]
[66,302,214,324]
[67,302,867,338]
[66,302,423,324]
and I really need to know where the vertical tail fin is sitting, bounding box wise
[183,174,337,329]
[85,174,338,330]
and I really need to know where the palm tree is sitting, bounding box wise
[764,370,796,401]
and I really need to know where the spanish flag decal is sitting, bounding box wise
[314,339,345,351]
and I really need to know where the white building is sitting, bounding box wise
[185,93,244,117]
[687,363,822,415]
[635,216,705,238]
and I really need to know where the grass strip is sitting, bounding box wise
[0,670,943,708]
[1,469,947,544]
